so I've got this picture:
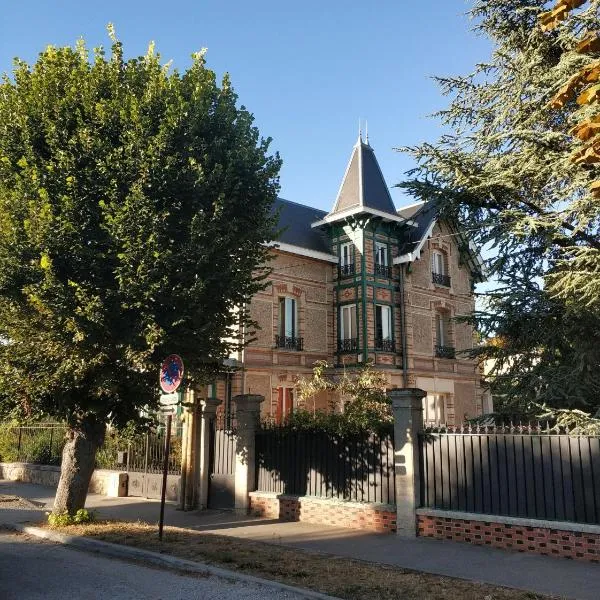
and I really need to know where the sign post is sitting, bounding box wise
[158,354,184,540]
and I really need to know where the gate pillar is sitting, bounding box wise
[233,394,264,511]
[197,397,221,510]
[389,388,426,538]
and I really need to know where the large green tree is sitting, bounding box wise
[401,0,600,412]
[0,28,281,514]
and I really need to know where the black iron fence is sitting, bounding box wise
[0,424,67,465]
[255,426,396,505]
[432,272,451,287]
[0,424,181,475]
[275,335,304,351]
[339,263,355,277]
[420,425,600,525]
[338,338,358,353]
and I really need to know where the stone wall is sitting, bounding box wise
[0,462,127,497]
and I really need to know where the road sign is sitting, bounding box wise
[159,354,184,394]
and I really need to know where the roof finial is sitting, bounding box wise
[365,120,369,145]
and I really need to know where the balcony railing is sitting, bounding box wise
[375,338,396,352]
[432,272,451,287]
[339,263,355,277]
[275,335,304,351]
[435,345,456,359]
[375,263,392,278]
[338,338,358,353]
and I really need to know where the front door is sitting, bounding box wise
[276,387,294,424]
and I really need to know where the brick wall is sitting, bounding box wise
[249,492,396,533]
[418,512,600,563]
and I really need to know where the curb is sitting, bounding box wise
[7,524,339,600]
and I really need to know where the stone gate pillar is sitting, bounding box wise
[196,397,221,510]
[388,388,426,537]
[233,394,264,511]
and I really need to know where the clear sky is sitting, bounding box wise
[0,1,491,213]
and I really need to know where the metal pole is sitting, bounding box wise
[158,414,172,541]
[49,428,54,462]
[17,428,22,460]
[143,433,150,498]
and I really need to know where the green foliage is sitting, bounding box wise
[291,361,392,434]
[0,28,281,429]
[48,508,95,527]
[0,426,65,464]
[400,0,600,410]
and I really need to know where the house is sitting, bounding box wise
[210,133,486,426]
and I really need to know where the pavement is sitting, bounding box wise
[0,530,310,600]
[2,480,600,600]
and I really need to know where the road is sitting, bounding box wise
[0,532,310,600]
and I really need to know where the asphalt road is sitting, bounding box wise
[0,532,310,600]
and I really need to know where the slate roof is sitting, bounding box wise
[396,200,438,257]
[328,137,398,217]
[271,197,331,255]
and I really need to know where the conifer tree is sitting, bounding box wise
[401,1,600,410]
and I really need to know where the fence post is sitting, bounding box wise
[388,388,426,538]
[233,394,264,511]
[197,397,221,510]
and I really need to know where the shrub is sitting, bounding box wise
[48,508,95,527]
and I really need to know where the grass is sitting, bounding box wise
[45,519,556,600]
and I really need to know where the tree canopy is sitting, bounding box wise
[0,30,280,433]
[400,0,600,411]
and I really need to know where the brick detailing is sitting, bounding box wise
[418,514,600,563]
[249,492,396,533]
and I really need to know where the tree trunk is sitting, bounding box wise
[53,418,105,515]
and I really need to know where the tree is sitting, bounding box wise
[293,361,392,434]
[400,0,600,411]
[0,28,281,515]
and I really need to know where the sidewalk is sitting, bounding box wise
[2,480,598,600]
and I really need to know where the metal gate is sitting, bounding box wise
[208,414,236,508]
[126,433,181,501]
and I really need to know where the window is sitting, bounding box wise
[375,305,395,351]
[375,242,388,267]
[375,241,391,277]
[435,313,455,358]
[432,250,451,286]
[339,242,355,277]
[276,387,294,424]
[431,250,444,275]
[339,304,358,351]
[276,298,303,350]
[279,297,296,338]
[340,242,353,267]
[423,394,446,425]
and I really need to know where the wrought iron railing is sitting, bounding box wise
[339,263,355,277]
[432,272,451,287]
[338,338,358,353]
[435,345,455,359]
[275,335,304,351]
[375,263,392,278]
[375,338,396,352]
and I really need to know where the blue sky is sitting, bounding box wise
[1,1,491,213]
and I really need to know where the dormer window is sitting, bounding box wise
[432,250,451,287]
[375,241,391,278]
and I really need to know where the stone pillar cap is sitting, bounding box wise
[233,394,264,411]
[388,388,427,409]
[200,397,221,414]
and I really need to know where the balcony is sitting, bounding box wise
[432,272,451,287]
[339,263,355,278]
[435,345,456,359]
[275,335,304,351]
[338,338,358,353]
[375,263,392,278]
[375,338,396,352]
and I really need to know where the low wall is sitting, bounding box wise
[417,508,600,563]
[0,462,126,496]
[249,491,396,533]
